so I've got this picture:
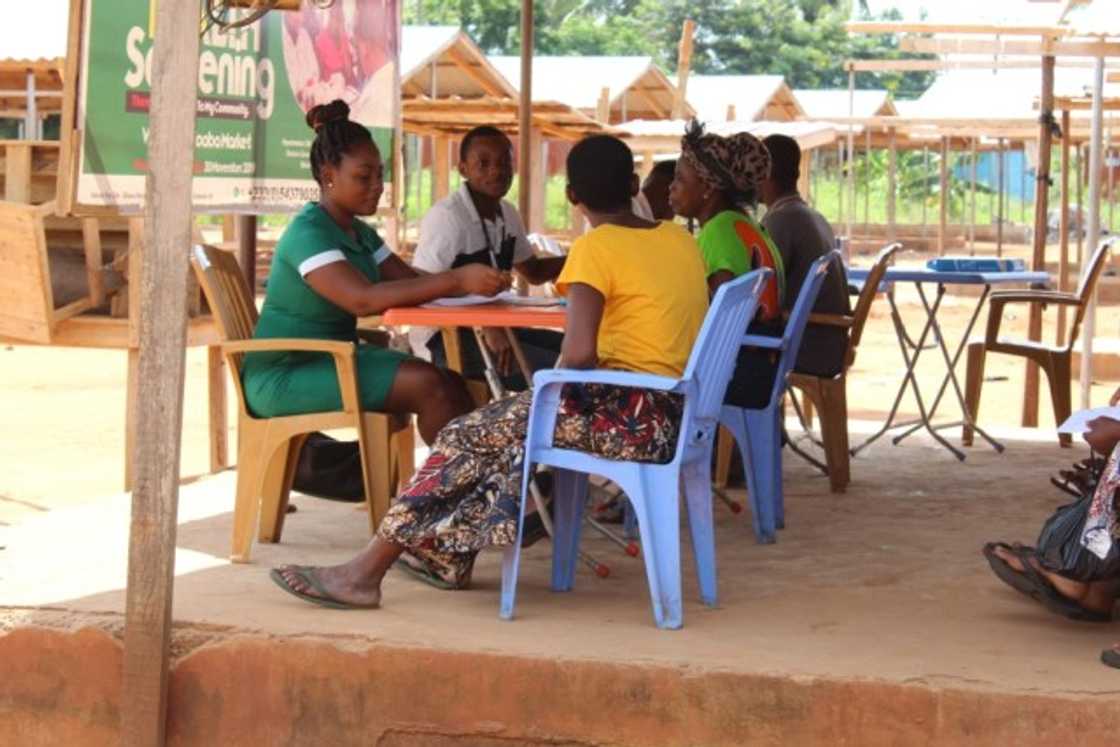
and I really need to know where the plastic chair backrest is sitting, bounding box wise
[680,268,769,426]
[1068,238,1114,350]
[190,244,259,356]
[763,251,835,406]
[848,242,901,358]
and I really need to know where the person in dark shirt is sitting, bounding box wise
[759,134,851,378]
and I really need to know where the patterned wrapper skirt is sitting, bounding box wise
[379,383,684,588]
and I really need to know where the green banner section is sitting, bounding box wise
[77,0,399,212]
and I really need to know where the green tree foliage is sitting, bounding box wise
[404,0,931,97]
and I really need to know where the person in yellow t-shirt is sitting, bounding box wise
[270,134,710,608]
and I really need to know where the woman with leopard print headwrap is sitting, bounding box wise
[669,120,787,409]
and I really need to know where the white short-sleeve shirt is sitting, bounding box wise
[409,183,534,355]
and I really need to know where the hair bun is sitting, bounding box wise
[306,99,351,132]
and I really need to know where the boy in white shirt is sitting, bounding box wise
[410,126,565,387]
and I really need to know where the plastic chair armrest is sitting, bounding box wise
[741,334,784,350]
[987,290,1080,306]
[531,367,682,393]
[221,338,362,412]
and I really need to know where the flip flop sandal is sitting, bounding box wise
[983,542,1035,598]
[1101,646,1120,669]
[520,511,549,548]
[269,565,379,610]
[1012,547,1112,624]
[394,555,462,591]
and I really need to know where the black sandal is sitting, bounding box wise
[1101,646,1120,669]
[983,542,1036,598]
[1013,547,1112,623]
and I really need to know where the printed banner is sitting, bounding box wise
[76,0,399,212]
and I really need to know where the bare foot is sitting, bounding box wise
[275,564,382,608]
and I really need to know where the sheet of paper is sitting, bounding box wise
[423,292,564,308]
[1057,407,1120,434]
[424,295,500,307]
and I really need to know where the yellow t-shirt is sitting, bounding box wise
[555,221,709,378]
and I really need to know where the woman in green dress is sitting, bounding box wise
[242,100,508,443]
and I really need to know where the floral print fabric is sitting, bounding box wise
[379,383,683,588]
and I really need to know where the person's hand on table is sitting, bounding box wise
[1085,417,1120,455]
[452,264,509,297]
[482,327,515,375]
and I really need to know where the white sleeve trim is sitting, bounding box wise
[298,249,346,276]
[374,245,392,264]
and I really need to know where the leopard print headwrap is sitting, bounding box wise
[679,120,771,203]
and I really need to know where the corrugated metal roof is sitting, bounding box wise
[489,55,655,109]
[401,26,516,99]
[686,75,796,122]
[794,89,897,119]
[908,67,1118,120]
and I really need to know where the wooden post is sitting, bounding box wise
[1077,143,1084,267]
[969,137,977,255]
[120,0,201,742]
[432,135,451,202]
[938,136,948,255]
[1079,56,1106,409]
[1020,144,1028,225]
[1022,54,1055,428]
[518,0,533,223]
[887,127,897,242]
[864,128,871,231]
[798,149,812,203]
[1058,109,1072,346]
[671,20,695,120]
[528,130,546,232]
[837,140,845,231]
[922,146,929,237]
[997,138,1006,257]
[596,87,610,124]
[236,215,256,296]
[845,67,855,244]
[4,142,31,202]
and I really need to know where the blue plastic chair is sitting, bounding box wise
[719,251,837,544]
[499,270,770,630]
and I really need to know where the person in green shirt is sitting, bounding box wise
[242,99,508,444]
[668,121,786,409]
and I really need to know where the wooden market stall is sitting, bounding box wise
[846,16,1120,429]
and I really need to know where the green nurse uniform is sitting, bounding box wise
[242,202,411,417]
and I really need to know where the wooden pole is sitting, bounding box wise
[1023,54,1056,427]
[528,130,546,232]
[671,20,695,120]
[938,136,948,255]
[1077,143,1084,267]
[837,140,844,229]
[1080,57,1106,408]
[518,0,533,222]
[1020,145,1028,225]
[432,135,451,201]
[997,138,1006,257]
[236,215,256,296]
[922,145,929,237]
[887,127,897,242]
[846,68,855,244]
[798,149,812,203]
[969,137,978,255]
[1058,109,1072,346]
[864,128,871,230]
[596,86,610,124]
[120,0,201,742]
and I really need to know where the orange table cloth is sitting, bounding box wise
[381,303,566,330]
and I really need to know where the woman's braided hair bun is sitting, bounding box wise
[306,99,350,132]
